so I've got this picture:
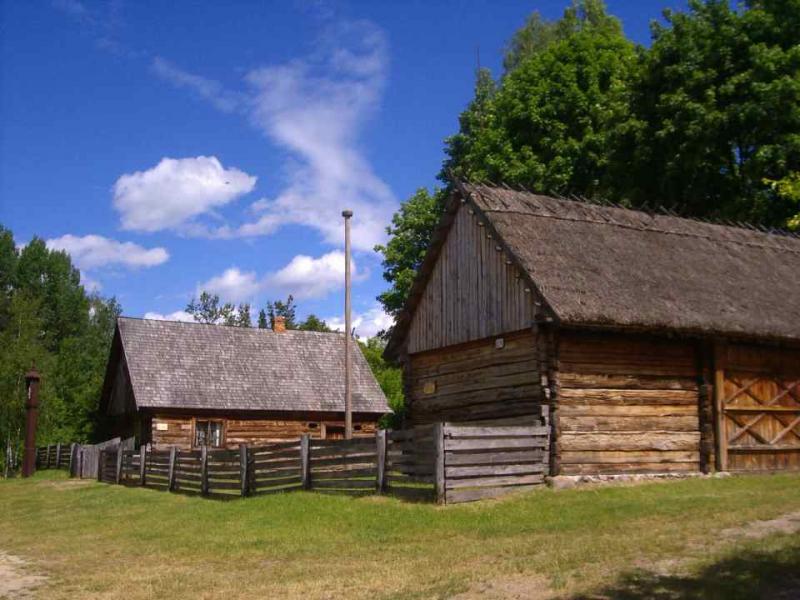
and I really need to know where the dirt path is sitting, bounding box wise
[0,552,47,599]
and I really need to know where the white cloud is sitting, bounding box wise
[199,267,261,303]
[154,20,397,251]
[152,57,242,113]
[46,234,169,270]
[327,304,393,339]
[143,310,194,323]
[266,251,360,299]
[113,156,257,232]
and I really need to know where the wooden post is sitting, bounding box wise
[23,367,41,477]
[342,209,353,439]
[139,446,146,486]
[167,446,177,492]
[68,443,78,477]
[46,444,52,469]
[55,443,62,469]
[300,434,310,490]
[239,444,249,497]
[376,429,387,493]
[713,341,728,471]
[115,448,123,484]
[434,423,445,505]
[97,450,104,482]
[200,445,208,496]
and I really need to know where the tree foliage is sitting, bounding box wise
[613,0,800,224]
[0,225,120,468]
[186,292,251,327]
[358,337,404,427]
[376,0,800,324]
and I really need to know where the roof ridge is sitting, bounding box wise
[465,181,800,242]
[119,316,347,336]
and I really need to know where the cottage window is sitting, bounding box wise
[194,420,223,447]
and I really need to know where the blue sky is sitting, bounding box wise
[1,0,686,336]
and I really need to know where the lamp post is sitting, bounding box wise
[23,365,41,477]
[342,209,353,439]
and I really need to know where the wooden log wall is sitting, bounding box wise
[149,414,378,450]
[407,331,544,424]
[407,202,535,354]
[557,331,703,476]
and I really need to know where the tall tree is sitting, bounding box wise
[296,314,332,332]
[446,1,636,196]
[257,309,269,329]
[613,0,800,225]
[375,188,446,318]
[265,295,297,330]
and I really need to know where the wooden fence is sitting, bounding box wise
[45,419,550,504]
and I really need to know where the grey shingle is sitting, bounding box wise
[118,317,388,413]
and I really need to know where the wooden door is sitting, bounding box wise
[718,345,800,471]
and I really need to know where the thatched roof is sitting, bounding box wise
[387,182,800,356]
[104,317,388,414]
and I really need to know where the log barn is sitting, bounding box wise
[385,182,800,478]
[101,317,388,450]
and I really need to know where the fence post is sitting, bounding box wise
[200,445,208,496]
[68,443,78,477]
[47,444,52,468]
[97,450,104,482]
[115,448,124,484]
[376,430,387,493]
[434,423,445,505]
[55,443,62,469]
[139,446,146,486]
[167,446,177,492]
[300,434,310,490]
[239,444,249,497]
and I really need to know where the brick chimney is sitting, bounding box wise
[273,315,286,333]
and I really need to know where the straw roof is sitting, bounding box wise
[103,317,388,414]
[388,182,800,355]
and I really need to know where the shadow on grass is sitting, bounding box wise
[572,541,800,600]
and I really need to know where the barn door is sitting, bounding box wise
[719,373,800,471]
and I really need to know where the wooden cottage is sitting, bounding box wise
[385,182,800,478]
[101,317,388,449]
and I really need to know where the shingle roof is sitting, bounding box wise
[115,317,388,413]
[387,182,800,356]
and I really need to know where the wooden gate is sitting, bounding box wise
[717,344,800,472]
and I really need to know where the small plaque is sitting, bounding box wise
[156,422,168,431]
[495,337,505,349]
[423,381,436,395]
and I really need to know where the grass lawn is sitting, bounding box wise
[1,471,799,599]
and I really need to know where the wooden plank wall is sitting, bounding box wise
[407,203,535,354]
[407,331,543,424]
[150,415,377,450]
[557,331,702,475]
[721,343,800,472]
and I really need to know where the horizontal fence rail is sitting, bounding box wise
[54,418,551,505]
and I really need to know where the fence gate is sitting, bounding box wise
[718,346,800,472]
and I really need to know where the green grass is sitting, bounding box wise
[1,471,799,599]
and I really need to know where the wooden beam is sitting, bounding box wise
[167,446,177,492]
[434,423,445,504]
[300,434,310,490]
[200,445,208,496]
[375,429,387,493]
[139,446,146,486]
[239,444,249,497]
[713,340,728,471]
[115,448,123,484]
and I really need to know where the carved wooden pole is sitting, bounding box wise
[22,366,41,478]
[342,209,353,439]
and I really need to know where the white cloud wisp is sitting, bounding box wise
[46,234,169,270]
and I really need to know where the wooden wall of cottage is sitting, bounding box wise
[147,412,379,450]
[555,331,706,476]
